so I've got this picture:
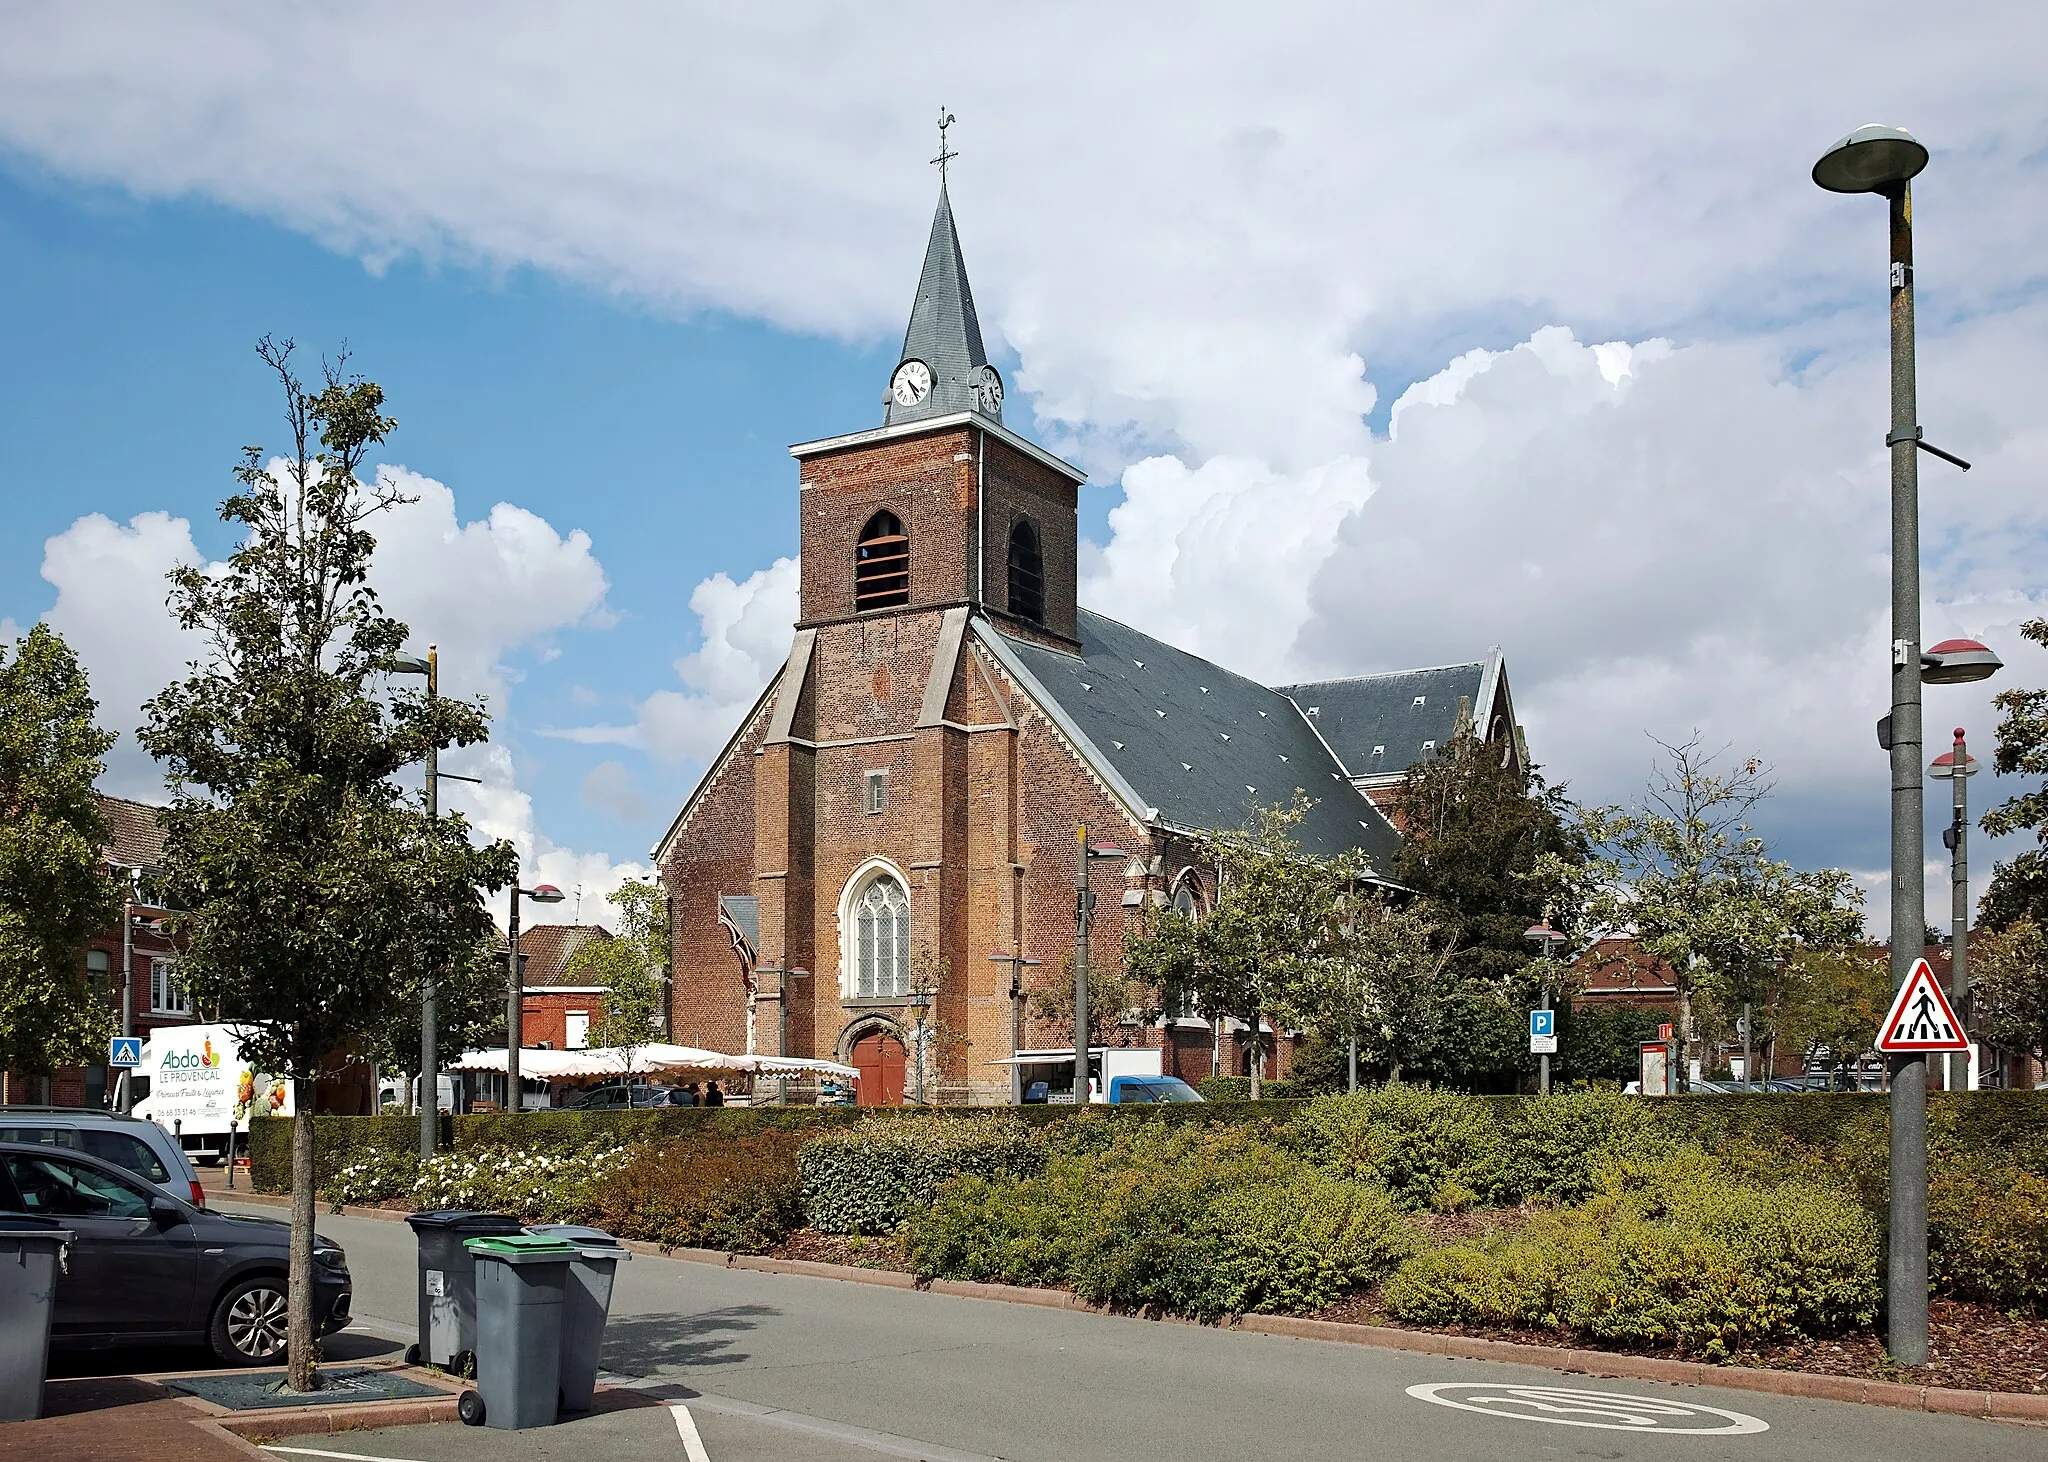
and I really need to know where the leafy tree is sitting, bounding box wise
[1030,946,1158,1051]
[363,929,504,1085]
[1971,919,2048,1071]
[1556,1003,1666,1085]
[1289,893,1454,1084]
[139,340,511,1390]
[563,879,669,1076]
[1778,947,1893,1081]
[1982,617,2048,932]
[0,624,120,1078]
[1540,736,1863,1091]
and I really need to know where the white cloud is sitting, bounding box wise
[551,556,798,767]
[29,472,643,892]
[580,759,652,825]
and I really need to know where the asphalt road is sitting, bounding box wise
[221,1200,2046,1462]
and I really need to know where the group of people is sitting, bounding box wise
[670,1081,725,1107]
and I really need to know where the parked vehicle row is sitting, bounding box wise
[0,1116,351,1367]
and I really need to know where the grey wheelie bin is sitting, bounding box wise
[461,1233,579,1429]
[0,1216,72,1422]
[524,1223,631,1412]
[403,1209,525,1373]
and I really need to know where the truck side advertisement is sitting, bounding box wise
[136,1024,291,1136]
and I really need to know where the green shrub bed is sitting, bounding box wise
[594,1132,807,1254]
[802,1113,1043,1234]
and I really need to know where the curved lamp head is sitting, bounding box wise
[1812,124,1929,194]
[528,883,566,904]
[388,652,431,675]
[1921,638,2002,685]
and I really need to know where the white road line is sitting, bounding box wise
[671,1402,713,1462]
[264,1447,433,1462]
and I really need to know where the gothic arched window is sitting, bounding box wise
[853,874,911,998]
[1007,518,1044,624]
[856,510,910,610]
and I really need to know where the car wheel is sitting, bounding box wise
[210,1276,290,1366]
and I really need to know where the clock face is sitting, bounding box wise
[976,365,1004,413]
[891,359,933,407]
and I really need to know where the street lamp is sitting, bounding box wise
[386,647,441,1159]
[505,877,565,1111]
[1524,923,1567,1096]
[907,987,934,1105]
[1813,121,1975,1368]
[988,950,1043,1103]
[1072,828,1126,1105]
[1929,729,1981,1095]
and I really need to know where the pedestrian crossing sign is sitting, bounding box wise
[108,1035,144,1068]
[1874,958,1969,1053]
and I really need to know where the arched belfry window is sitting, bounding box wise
[853,874,911,998]
[856,510,910,610]
[1007,518,1044,624]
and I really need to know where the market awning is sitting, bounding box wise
[450,1044,856,1081]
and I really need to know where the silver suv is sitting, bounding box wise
[0,1106,206,1207]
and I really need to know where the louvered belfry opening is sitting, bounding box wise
[1007,518,1044,624]
[855,510,910,609]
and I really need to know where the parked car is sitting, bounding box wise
[0,1140,351,1365]
[0,1105,207,1206]
[1106,1076,1205,1104]
[569,1082,679,1110]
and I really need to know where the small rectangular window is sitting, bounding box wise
[864,769,887,815]
[150,957,191,1016]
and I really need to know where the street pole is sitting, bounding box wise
[1936,728,1974,1093]
[420,645,439,1161]
[1538,977,1552,1096]
[118,867,138,1113]
[1073,826,1090,1106]
[1743,1002,1753,1092]
[1883,177,1931,1368]
[506,875,522,1114]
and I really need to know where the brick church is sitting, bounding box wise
[655,181,1520,1105]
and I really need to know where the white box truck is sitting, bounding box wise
[131,1024,292,1164]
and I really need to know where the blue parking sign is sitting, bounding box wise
[108,1036,143,1068]
[1529,1010,1555,1039]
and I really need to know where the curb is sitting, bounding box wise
[266,1196,2048,1427]
[167,1365,464,1449]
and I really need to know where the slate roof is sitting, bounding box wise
[96,793,168,871]
[884,184,999,428]
[1276,663,1488,781]
[984,609,1400,867]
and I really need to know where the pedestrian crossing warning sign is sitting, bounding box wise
[1874,958,1969,1053]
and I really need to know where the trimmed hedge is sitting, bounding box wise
[250,1090,2048,1196]
[1196,1076,1303,1101]
[594,1132,808,1254]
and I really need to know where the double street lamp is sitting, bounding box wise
[1812,125,1997,1367]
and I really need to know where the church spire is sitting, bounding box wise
[884,112,1002,426]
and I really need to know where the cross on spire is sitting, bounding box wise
[931,108,958,184]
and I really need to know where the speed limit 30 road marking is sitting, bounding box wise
[1407,1382,1771,1434]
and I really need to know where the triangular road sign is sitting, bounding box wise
[1874,957,1969,1053]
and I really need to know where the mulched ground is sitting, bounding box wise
[1308,1290,2048,1395]
[769,1228,912,1270]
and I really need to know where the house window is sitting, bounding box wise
[1007,519,1044,624]
[853,875,911,998]
[855,510,910,609]
[864,769,887,815]
[150,957,191,1016]
[87,949,110,990]
[566,1011,590,1050]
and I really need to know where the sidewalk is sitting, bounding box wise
[14,1375,263,1462]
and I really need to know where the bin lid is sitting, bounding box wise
[463,1233,580,1262]
[406,1209,525,1233]
[524,1223,626,1248]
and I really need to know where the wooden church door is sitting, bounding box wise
[851,1032,906,1107]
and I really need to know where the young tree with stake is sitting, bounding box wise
[141,340,511,1391]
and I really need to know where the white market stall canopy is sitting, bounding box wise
[451,1043,856,1081]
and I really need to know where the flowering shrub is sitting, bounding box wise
[407,1146,631,1223]
[323,1149,419,1208]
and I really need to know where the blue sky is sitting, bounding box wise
[3,3,2044,931]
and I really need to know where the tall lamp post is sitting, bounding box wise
[1072,828,1125,1105]
[1929,726,1982,1093]
[505,876,565,1111]
[1814,125,1990,1366]
[908,988,933,1106]
[988,950,1043,1104]
[1524,921,1567,1096]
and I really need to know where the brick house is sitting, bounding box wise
[653,182,1520,1105]
[513,923,615,1052]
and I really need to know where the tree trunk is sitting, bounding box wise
[287,1080,318,1391]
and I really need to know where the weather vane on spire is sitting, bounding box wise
[931,108,958,184]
